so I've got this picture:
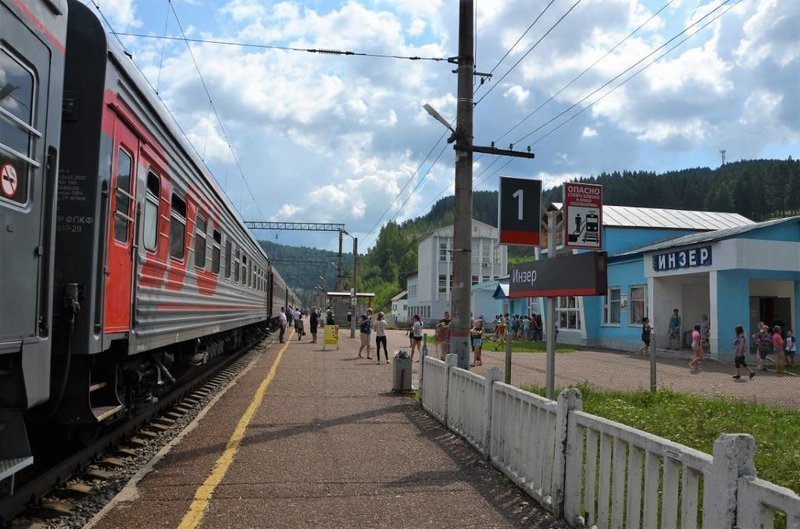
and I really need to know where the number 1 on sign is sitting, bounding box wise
[512,189,523,220]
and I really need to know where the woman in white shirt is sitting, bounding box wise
[374,312,388,364]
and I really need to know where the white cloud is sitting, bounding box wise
[505,85,530,104]
[101,0,141,29]
[582,127,597,138]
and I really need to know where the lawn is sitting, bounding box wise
[425,337,574,353]
[522,384,800,494]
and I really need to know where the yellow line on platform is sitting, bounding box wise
[178,334,291,529]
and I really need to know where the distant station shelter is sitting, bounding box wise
[325,292,376,326]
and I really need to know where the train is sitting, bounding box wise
[0,0,299,482]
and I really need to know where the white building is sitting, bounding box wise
[390,290,408,326]
[406,219,507,324]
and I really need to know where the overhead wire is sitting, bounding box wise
[529,0,743,147]
[494,0,673,143]
[474,0,583,106]
[165,0,268,221]
[512,0,735,145]
[110,32,447,62]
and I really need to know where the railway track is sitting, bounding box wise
[0,336,274,528]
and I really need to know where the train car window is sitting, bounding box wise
[212,230,221,275]
[113,149,134,242]
[242,254,248,286]
[234,248,240,283]
[225,239,232,278]
[143,172,160,251]
[194,215,207,269]
[0,48,36,206]
[169,194,187,260]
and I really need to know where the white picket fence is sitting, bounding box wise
[419,353,800,529]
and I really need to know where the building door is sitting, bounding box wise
[104,120,138,333]
[750,296,793,335]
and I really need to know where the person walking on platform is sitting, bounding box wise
[668,309,681,349]
[309,308,319,343]
[786,330,796,367]
[357,314,372,360]
[733,325,755,380]
[410,314,423,362]
[689,324,703,373]
[640,317,652,354]
[374,311,388,364]
[470,319,484,367]
[435,311,451,360]
[278,308,287,343]
[773,326,786,374]
[753,324,771,371]
[295,312,304,340]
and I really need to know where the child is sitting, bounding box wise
[786,330,796,367]
[773,326,785,374]
[689,324,703,373]
[733,325,754,380]
[640,317,652,354]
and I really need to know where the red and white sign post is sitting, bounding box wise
[563,182,603,250]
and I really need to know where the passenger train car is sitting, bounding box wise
[0,0,296,480]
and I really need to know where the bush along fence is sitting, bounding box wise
[419,353,800,529]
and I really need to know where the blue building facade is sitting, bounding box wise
[559,216,800,361]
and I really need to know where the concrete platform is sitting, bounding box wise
[87,329,565,529]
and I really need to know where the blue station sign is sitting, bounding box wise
[652,246,712,272]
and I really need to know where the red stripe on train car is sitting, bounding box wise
[11,0,66,54]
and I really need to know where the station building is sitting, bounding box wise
[547,206,800,361]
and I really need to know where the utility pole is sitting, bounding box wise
[351,237,358,338]
[337,230,344,290]
[449,0,475,370]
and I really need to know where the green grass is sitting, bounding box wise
[425,337,574,353]
[521,383,800,494]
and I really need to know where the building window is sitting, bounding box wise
[603,287,621,325]
[557,296,581,330]
[194,215,207,269]
[438,274,447,294]
[439,241,448,262]
[472,275,479,286]
[169,194,186,260]
[143,172,160,251]
[482,242,490,263]
[630,286,647,325]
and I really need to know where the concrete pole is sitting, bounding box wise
[650,327,657,392]
[351,237,357,338]
[449,0,474,370]
[546,210,557,399]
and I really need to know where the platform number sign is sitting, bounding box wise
[499,176,541,246]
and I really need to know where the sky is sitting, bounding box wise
[86,0,799,251]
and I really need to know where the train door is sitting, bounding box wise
[0,4,57,361]
[104,120,138,333]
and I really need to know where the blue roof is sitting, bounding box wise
[614,216,800,257]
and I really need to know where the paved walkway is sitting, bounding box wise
[466,345,800,409]
[88,329,566,529]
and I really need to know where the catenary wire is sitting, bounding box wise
[530,0,743,147]
[494,0,673,143]
[111,32,448,62]
[474,0,583,106]
[512,0,734,145]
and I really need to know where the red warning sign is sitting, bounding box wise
[1,164,18,198]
